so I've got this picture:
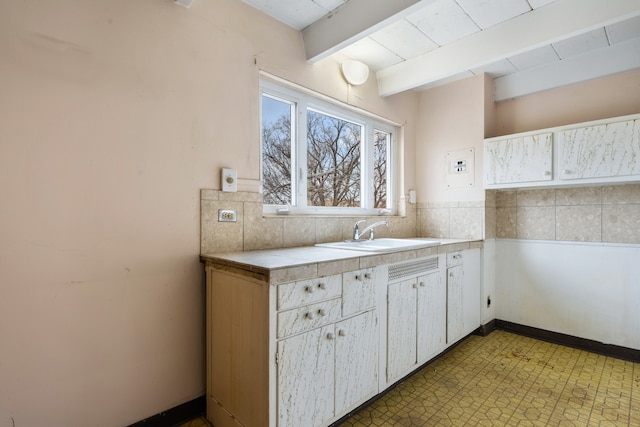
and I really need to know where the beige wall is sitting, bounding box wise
[414,74,490,239]
[493,68,640,137]
[0,0,417,426]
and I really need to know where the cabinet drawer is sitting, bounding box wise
[277,274,342,311]
[277,298,342,338]
[342,268,376,317]
[447,251,463,267]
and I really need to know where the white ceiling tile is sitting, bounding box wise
[471,58,517,77]
[455,0,531,29]
[527,0,556,8]
[606,15,640,45]
[553,28,610,59]
[338,37,403,71]
[369,19,438,60]
[507,44,560,70]
[312,0,347,11]
[406,0,480,46]
[243,0,327,29]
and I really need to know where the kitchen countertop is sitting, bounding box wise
[201,238,483,284]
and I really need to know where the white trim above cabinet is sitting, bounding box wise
[484,113,640,189]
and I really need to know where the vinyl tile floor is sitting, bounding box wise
[183,330,640,427]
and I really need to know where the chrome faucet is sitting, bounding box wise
[352,220,366,240]
[353,220,389,241]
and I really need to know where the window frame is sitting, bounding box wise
[260,78,398,216]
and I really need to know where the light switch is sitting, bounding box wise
[222,168,237,192]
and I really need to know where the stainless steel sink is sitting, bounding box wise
[315,238,440,253]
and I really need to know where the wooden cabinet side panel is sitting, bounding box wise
[209,269,269,427]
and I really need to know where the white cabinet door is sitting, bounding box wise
[342,268,376,317]
[558,119,640,180]
[462,248,481,338]
[386,278,417,383]
[417,271,445,364]
[335,310,378,415]
[446,265,464,345]
[484,133,553,185]
[277,325,335,427]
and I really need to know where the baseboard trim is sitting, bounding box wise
[496,319,640,362]
[478,319,497,336]
[128,395,205,427]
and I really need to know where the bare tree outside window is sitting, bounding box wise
[307,110,361,207]
[261,84,392,214]
[374,130,389,208]
[262,96,293,205]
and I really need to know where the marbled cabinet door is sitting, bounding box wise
[446,265,464,344]
[485,133,553,185]
[417,271,446,364]
[335,310,378,415]
[558,119,640,180]
[277,325,335,427]
[386,278,417,383]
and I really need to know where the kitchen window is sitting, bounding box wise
[261,79,395,215]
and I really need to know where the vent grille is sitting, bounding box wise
[388,257,438,282]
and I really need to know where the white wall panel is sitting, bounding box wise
[495,239,640,350]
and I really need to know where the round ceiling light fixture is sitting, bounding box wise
[341,60,369,86]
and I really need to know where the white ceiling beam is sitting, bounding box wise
[377,0,640,96]
[302,0,437,62]
[494,38,640,101]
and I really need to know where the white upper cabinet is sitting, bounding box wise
[558,119,640,180]
[484,133,553,186]
[484,114,640,189]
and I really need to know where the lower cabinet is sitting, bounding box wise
[446,261,464,344]
[416,271,446,363]
[386,261,445,384]
[277,310,377,427]
[205,247,481,427]
[277,325,335,427]
[446,249,481,345]
[334,310,378,415]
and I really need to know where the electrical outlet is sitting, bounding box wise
[218,209,237,222]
